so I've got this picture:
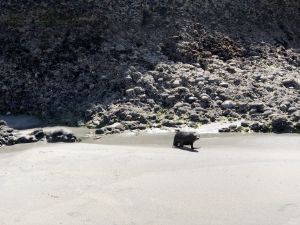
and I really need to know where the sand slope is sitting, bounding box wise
[0,135,300,225]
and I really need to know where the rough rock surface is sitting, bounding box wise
[0,123,77,147]
[0,121,40,147]
[46,129,77,143]
[0,120,16,146]
[0,1,299,134]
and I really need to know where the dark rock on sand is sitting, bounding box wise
[0,122,16,147]
[30,129,45,140]
[250,122,271,133]
[46,129,77,143]
[271,115,293,133]
[16,135,37,144]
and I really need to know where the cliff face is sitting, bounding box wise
[0,0,299,131]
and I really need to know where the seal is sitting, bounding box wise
[173,130,200,150]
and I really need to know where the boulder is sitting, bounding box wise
[250,122,270,133]
[241,121,250,127]
[219,127,231,133]
[249,102,265,113]
[271,115,293,133]
[161,119,182,127]
[0,120,7,127]
[95,128,106,135]
[30,129,45,140]
[219,82,229,88]
[16,135,37,144]
[221,100,236,109]
[282,78,300,89]
[46,129,77,143]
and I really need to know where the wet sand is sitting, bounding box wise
[0,134,300,225]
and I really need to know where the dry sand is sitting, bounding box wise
[0,134,300,225]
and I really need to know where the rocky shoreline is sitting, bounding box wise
[0,120,77,147]
[1,115,299,148]
[0,1,299,136]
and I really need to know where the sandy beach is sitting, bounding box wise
[0,134,300,225]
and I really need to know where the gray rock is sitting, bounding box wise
[249,102,265,113]
[46,129,77,143]
[219,127,231,133]
[241,121,250,127]
[166,95,176,106]
[30,129,45,140]
[200,94,210,102]
[187,96,197,103]
[107,122,125,131]
[282,78,300,89]
[250,122,270,133]
[172,79,181,87]
[221,100,237,109]
[16,135,37,144]
[295,122,300,131]
[287,107,297,114]
[95,128,106,135]
[0,120,7,126]
[161,119,181,127]
[271,115,293,133]
[126,89,135,98]
[291,111,300,121]
[219,82,229,88]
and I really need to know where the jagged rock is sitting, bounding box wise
[241,121,250,127]
[287,107,297,114]
[95,128,106,135]
[46,129,77,143]
[249,102,265,113]
[295,122,300,131]
[219,82,229,88]
[250,122,270,133]
[221,100,237,109]
[0,120,7,126]
[30,129,45,140]
[16,135,37,144]
[236,103,248,114]
[271,115,293,133]
[161,119,182,127]
[187,96,197,103]
[291,111,300,121]
[282,78,300,89]
[126,89,135,98]
[0,122,16,147]
[219,127,231,133]
[166,95,176,106]
[106,122,125,132]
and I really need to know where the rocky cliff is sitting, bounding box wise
[0,0,299,132]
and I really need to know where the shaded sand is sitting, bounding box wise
[0,115,42,130]
[1,134,300,225]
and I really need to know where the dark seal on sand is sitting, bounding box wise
[173,130,200,150]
